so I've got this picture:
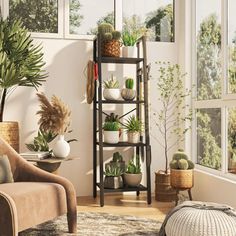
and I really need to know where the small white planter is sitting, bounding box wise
[53,135,70,158]
[104,131,119,144]
[103,89,120,100]
[124,173,142,187]
[122,46,137,58]
[127,131,140,143]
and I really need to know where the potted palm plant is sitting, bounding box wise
[124,115,143,143]
[153,62,192,202]
[103,75,120,101]
[124,155,142,187]
[0,18,47,151]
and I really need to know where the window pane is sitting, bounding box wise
[197,108,221,170]
[196,0,221,100]
[228,0,236,94]
[123,0,174,42]
[228,108,236,174]
[9,0,58,33]
[70,0,114,35]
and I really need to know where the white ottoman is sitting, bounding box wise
[165,202,236,236]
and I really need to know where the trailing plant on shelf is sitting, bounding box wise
[103,75,120,101]
[121,77,136,101]
[124,115,143,143]
[124,155,142,187]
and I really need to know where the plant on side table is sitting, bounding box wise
[103,121,120,144]
[103,75,120,101]
[153,62,192,202]
[169,149,194,190]
[104,165,124,189]
[121,77,136,101]
[0,18,47,152]
[124,155,142,187]
[124,115,143,143]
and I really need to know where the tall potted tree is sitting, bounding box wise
[153,62,192,202]
[0,18,47,151]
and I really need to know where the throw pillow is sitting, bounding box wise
[0,155,14,184]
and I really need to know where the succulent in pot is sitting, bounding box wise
[121,78,136,101]
[124,155,142,187]
[103,121,120,144]
[103,75,120,101]
[104,165,124,189]
[124,115,143,143]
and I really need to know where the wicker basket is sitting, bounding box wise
[0,122,19,152]
[155,171,176,202]
[170,169,194,190]
[102,40,121,57]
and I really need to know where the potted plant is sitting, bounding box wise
[36,93,72,158]
[103,121,120,144]
[124,115,143,143]
[107,151,126,173]
[121,78,136,101]
[98,23,121,57]
[169,149,194,189]
[0,18,47,152]
[153,62,192,202]
[104,165,124,189]
[103,75,120,101]
[124,155,142,187]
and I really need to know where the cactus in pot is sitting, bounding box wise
[169,149,194,189]
[103,75,120,101]
[121,77,136,101]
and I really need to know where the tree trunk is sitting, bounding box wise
[0,89,7,122]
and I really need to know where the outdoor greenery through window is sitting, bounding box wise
[9,0,58,33]
[194,0,236,176]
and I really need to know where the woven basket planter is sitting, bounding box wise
[0,122,19,152]
[170,169,194,190]
[102,40,121,57]
[155,171,176,202]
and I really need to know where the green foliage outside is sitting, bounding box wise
[69,0,83,34]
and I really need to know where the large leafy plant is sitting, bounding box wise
[154,62,192,174]
[0,18,47,121]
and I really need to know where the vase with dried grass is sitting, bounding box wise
[37,93,71,158]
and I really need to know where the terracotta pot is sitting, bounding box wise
[155,171,176,202]
[0,121,19,152]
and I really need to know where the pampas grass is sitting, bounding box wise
[37,93,71,135]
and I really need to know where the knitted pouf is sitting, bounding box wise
[165,205,236,236]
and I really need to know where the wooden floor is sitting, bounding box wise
[77,194,174,222]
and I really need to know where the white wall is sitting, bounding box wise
[5,2,180,197]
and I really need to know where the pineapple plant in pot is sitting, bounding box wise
[153,62,192,202]
[103,75,120,101]
[121,77,136,101]
[169,149,194,190]
[124,155,142,187]
[124,115,143,143]
[0,18,47,152]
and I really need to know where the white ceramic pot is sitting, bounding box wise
[127,131,140,143]
[103,89,120,100]
[122,46,137,58]
[124,173,142,187]
[104,131,119,144]
[53,135,70,158]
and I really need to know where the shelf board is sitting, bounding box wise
[96,183,148,193]
[96,100,144,104]
[96,141,146,147]
[96,57,144,64]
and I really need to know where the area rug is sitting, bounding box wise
[19,212,162,236]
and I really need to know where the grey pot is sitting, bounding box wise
[104,176,123,189]
[124,173,142,187]
[121,88,136,101]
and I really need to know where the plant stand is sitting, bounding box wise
[93,35,152,207]
[174,187,193,206]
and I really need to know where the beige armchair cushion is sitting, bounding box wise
[0,155,14,184]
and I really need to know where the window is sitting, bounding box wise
[122,0,174,42]
[193,0,236,178]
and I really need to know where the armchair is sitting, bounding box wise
[0,137,77,236]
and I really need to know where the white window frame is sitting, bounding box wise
[192,0,236,182]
